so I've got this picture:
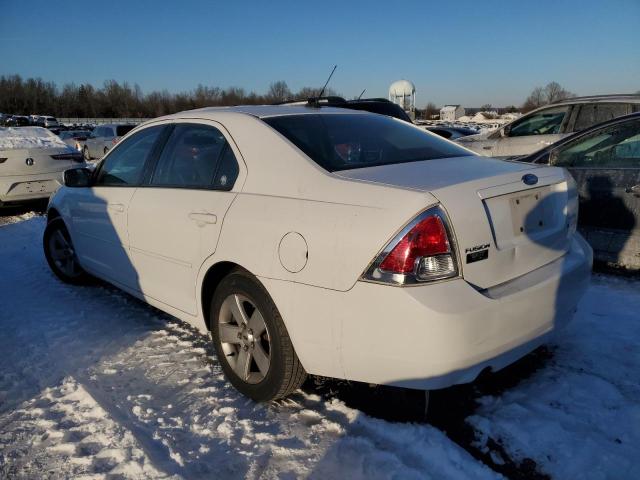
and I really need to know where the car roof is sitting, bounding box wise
[549,94,640,106]
[178,104,374,119]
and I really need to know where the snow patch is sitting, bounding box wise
[0,127,69,150]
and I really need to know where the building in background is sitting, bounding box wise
[440,105,465,121]
[388,80,416,120]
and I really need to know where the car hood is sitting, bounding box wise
[333,155,535,192]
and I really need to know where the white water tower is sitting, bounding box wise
[389,79,416,120]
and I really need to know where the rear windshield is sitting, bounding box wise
[343,102,412,122]
[263,113,473,172]
[116,125,135,136]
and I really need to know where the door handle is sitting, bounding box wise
[626,185,640,196]
[189,212,217,225]
[482,146,493,150]
[107,203,125,213]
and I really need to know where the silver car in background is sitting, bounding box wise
[58,130,91,152]
[83,123,135,160]
[456,94,640,158]
[36,116,60,128]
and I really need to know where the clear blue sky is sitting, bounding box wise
[1,0,638,107]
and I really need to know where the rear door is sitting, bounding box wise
[494,105,571,157]
[127,120,242,315]
[67,125,165,287]
[551,118,640,268]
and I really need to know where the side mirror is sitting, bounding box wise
[64,167,93,188]
[501,125,511,137]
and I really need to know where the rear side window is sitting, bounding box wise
[573,103,631,132]
[150,124,238,189]
[116,125,135,137]
[263,114,472,172]
[213,145,240,189]
[95,126,163,186]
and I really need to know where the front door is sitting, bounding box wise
[127,121,242,315]
[68,125,165,288]
[552,117,640,267]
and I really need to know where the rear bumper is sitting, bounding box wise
[0,171,64,203]
[263,234,592,389]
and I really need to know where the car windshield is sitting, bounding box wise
[116,125,135,136]
[263,114,473,172]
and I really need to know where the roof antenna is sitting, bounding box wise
[357,88,366,100]
[318,65,337,99]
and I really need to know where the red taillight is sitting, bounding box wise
[379,215,450,273]
[361,206,459,285]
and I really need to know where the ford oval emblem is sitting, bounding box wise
[522,173,538,186]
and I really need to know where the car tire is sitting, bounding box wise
[210,268,307,401]
[83,146,91,161]
[43,218,91,285]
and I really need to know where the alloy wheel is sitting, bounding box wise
[48,227,81,278]
[218,293,271,384]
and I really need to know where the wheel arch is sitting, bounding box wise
[47,207,61,223]
[200,261,244,331]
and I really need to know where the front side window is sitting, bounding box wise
[553,119,640,168]
[150,124,237,189]
[508,106,570,137]
[94,126,163,186]
[264,113,472,172]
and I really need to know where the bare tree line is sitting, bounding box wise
[521,81,575,112]
[0,75,337,118]
[417,82,575,119]
[0,74,580,120]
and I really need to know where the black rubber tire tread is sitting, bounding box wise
[43,218,92,285]
[210,268,307,401]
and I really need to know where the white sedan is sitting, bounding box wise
[43,106,592,401]
[0,127,85,206]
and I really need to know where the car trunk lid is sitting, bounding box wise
[336,156,576,289]
[0,147,78,176]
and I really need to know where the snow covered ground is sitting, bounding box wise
[0,214,638,479]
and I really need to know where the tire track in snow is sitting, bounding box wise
[0,216,499,479]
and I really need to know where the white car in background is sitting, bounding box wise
[36,116,60,128]
[456,94,640,158]
[0,127,84,206]
[44,106,592,402]
[83,123,136,161]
